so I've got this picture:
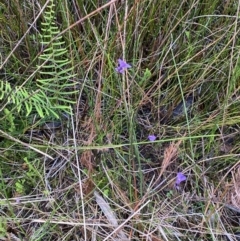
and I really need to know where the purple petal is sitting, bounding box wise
[175,172,187,186]
[148,135,156,141]
[118,59,131,68]
[115,59,131,74]
[115,67,124,73]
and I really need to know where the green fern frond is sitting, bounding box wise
[36,0,76,111]
[1,0,76,120]
[0,84,59,118]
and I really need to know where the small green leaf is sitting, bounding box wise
[143,68,151,80]
[139,68,152,87]
[185,30,190,41]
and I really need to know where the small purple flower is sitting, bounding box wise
[175,172,187,188]
[115,59,131,74]
[148,135,156,141]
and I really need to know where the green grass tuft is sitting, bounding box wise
[0,0,240,240]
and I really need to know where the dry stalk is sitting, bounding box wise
[158,139,182,178]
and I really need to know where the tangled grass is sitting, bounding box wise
[0,0,240,240]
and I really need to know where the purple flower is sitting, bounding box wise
[175,172,187,187]
[148,135,156,141]
[115,59,131,74]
